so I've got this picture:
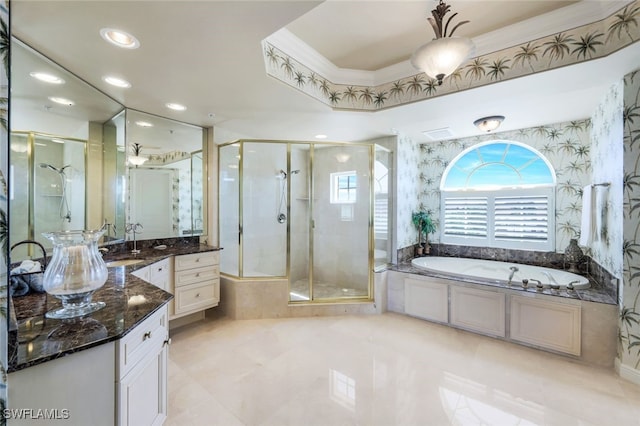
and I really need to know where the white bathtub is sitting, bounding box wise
[411,256,590,289]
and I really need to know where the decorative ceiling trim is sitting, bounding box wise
[263,1,639,112]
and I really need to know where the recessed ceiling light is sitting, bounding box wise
[100,28,140,49]
[30,72,64,84]
[135,121,153,128]
[51,138,66,144]
[103,76,131,88]
[48,97,74,106]
[166,103,187,111]
[315,134,327,139]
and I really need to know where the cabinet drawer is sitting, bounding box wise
[117,307,168,378]
[149,258,171,281]
[174,281,219,315]
[175,264,219,288]
[174,252,218,271]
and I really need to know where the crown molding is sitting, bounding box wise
[266,0,635,84]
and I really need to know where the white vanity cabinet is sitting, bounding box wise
[132,258,172,291]
[8,306,170,426]
[172,251,220,319]
[116,306,169,426]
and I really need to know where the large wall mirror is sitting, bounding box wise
[9,39,207,260]
[10,38,125,259]
[124,110,206,241]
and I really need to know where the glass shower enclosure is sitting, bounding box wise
[9,132,87,259]
[219,140,376,302]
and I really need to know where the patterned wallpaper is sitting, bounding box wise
[621,70,640,373]
[1,3,8,420]
[417,119,592,254]
[591,81,624,278]
[396,134,421,248]
[264,2,639,111]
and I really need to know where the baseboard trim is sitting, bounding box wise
[615,358,640,386]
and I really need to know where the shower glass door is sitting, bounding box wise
[242,142,287,277]
[289,144,311,300]
[311,144,372,300]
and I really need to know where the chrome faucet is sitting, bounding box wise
[508,266,519,285]
[529,279,543,291]
[567,280,579,291]
[125,223,143,254]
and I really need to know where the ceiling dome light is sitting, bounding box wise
[135,121,153,128]
[315,134,327,139]
[474,115,505,132]
[48,97,74,106]
[411,0,475,85]
[100,28,140,49]
[30,72,64,84]
[103,76,131,88]
[165,103,187,111]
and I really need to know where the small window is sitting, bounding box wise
[330,171,357,204]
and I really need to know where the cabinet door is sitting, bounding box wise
[450,286,506,337]
[117,344,168,426]
[510,295,581,355]
[404,278,448,323]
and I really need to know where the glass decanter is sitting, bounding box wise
[42,230,108,319]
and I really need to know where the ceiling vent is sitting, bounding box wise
[422,127,455,141]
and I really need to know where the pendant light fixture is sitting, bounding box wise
[411,0,475,85]
[128,143,148,166]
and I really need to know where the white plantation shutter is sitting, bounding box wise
[441,188,554,250]
[494,195,549,241]
[443,197,488,238]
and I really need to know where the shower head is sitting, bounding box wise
[39,163,60,173]
[38,163,70,174]
[278,169,287,179]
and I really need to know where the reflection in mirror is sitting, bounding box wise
[9,38,124,260]
[125,110,205,241]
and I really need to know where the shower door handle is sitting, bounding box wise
[239,225,242,244]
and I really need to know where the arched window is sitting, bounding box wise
[440,141,556,251]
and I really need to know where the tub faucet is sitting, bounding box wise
[567,280,579,291]
[529,279,543,291]
[508,266,519,285]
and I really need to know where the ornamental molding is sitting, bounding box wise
[263,0,639,111]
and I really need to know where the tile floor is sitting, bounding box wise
[166,311,640,425]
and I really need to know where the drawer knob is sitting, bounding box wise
[158,267,163,272]
[195,293,200,298]
[195,273,200,277]
[163,338,172,347]
[143,331,152,340]
[195,258,200,262]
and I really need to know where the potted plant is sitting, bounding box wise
[412,210,436,256]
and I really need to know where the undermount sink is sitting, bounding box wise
[105,259,144,267]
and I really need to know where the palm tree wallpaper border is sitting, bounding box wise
[263,2,639,111]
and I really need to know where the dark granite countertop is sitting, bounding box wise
[390,262,617,305]
[8,243,221,373]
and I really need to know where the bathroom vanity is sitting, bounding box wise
[8,243,221,426]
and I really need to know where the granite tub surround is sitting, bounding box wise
[392,262,615,305]
[396,243,618,304]
[8,242,221,372]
